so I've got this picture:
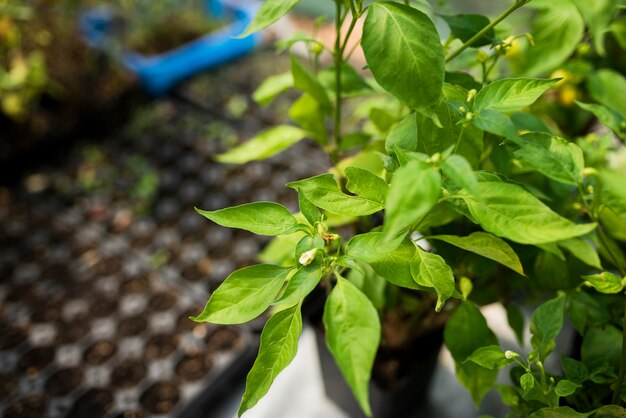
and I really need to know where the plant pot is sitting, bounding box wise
[314,323,444,418]
[79,0,263,96]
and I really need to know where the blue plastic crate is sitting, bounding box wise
[80,0,262,96]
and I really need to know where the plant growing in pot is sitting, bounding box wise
[188,0,626,416]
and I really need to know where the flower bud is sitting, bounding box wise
[466,89,477,103]
[505,350,519,359]
[299,249,318,266]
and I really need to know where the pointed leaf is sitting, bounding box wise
[598,170,626,218]
[384,161,441,237]
[288,174,383,216]
[253,72,293,107]
[324,277,381,416]
[582,271,624,294]
[441,155,479,196]
[473,109,519,141]
[216,125,307,164]
[430,232,524,275]
[239,304,302,416]
[241,0,301,37]
[291,55,332,111]
[276,263,323,307]
[411,247,456,311]
[464,345,513,370]
[345,167,389,206]
[441,14,495,47]
[474,78,558,113]
[454,181,597,244]
[362,2,444,112]
[530,295,565,361]
[196,202,299,236]
[192,265,293,324]
[576,102,626,139]
[558,238,602,270]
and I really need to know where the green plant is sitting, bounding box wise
[189,0,626,416]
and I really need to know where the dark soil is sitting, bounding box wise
[0,324,27,350]
[0,372,19,401]
[4,395,46,418]
[18,346,55,374]
[148,292,178,311]
[140,381,180,414]
[68,389,114,418]
[176,353,214,381]
[111,359,147,388]
[206,326,242,352]
[119,316,148,337]
[56,321,90,344]
[84,340,117,365]
[146,334,178,359]
[45,368,83,396]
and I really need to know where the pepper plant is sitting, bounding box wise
[190,0,626,416]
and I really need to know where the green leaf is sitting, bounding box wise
[411,247,456,311]
[384,162,441,238]
[595,405,626,417]
[291,55,332,111]
[253,72,293,107]
[318,64,373,98]
[558,238,602,270]
[588,70,626,118]
[454,181,597,244]
[512,132,585,185]
[530,295,565,361]
[464,345,513,370]
[521,3,584,75]
[362,2,444,112]
[418,103,484,167]
[297,192,322,227]
[520,372,535,398]
[344,167,389,206]
[346,233,420,290]
[582,271,624,294]
[441,14,495,47]
[473,109,519,141]
[386,113,417,156]
[598,170,626,218]
[554,379,580,397]
[239,304,302,416]
[196,202,299,236]
[324,276,381,416]
[474,78,558,113]
[289,94,328,144]
[192,265,292,324]
[561,358,588,384]
[528,406,591,418]
[288,174,383,217]
[576,102,626,139]
[276,263,323,307]
[216,125,307,164]
[430,232,524,275]
[294,235,325,264]
[441,155,479,196]
[241,0,301,37]
[444,303,499,405]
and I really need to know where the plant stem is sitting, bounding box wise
[613,302,626,405]
[332,0,343,160]
[446,0,530,63]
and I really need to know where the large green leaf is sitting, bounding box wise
[276,263,324,307]
[588,69,626,117]
[430,232,524,275]
[216,125,307,164]
[464,345,513,370]
[192,265,293,324]
[576,102,626,139]
[241,0,301,37]
[521,3,584,75]
[472,109,519,141]
[444,303,499,405]
[454,181,596,244]
[441,155,478,196]
[345,167,389,206]
[558,238,602,270]
[324,276,381,416]
[196,202,300,236]
[474,78,558,113]
[441,14,494,47]
[362,2,444,112]
[239,304,302,416]
[384,162,441,238]
[287,174,383,216]
[346,232,419,289]
[598,170,626,218]
[386,113,418,156]
[253,72,293,107]
[291,55,332,111]
[512,132,584,185]
[530,295,565,361]
[581,325,622,370]
[571,0,618,55]
[411,247,456,311]
[289,94,328,144]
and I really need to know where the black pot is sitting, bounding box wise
[314,325,444,418]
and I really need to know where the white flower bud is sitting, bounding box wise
[505,350,519,359]
[299,249,318,266]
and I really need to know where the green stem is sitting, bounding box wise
[613,298,626,405]
[332,0,343,160]
[446,0,531,63]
